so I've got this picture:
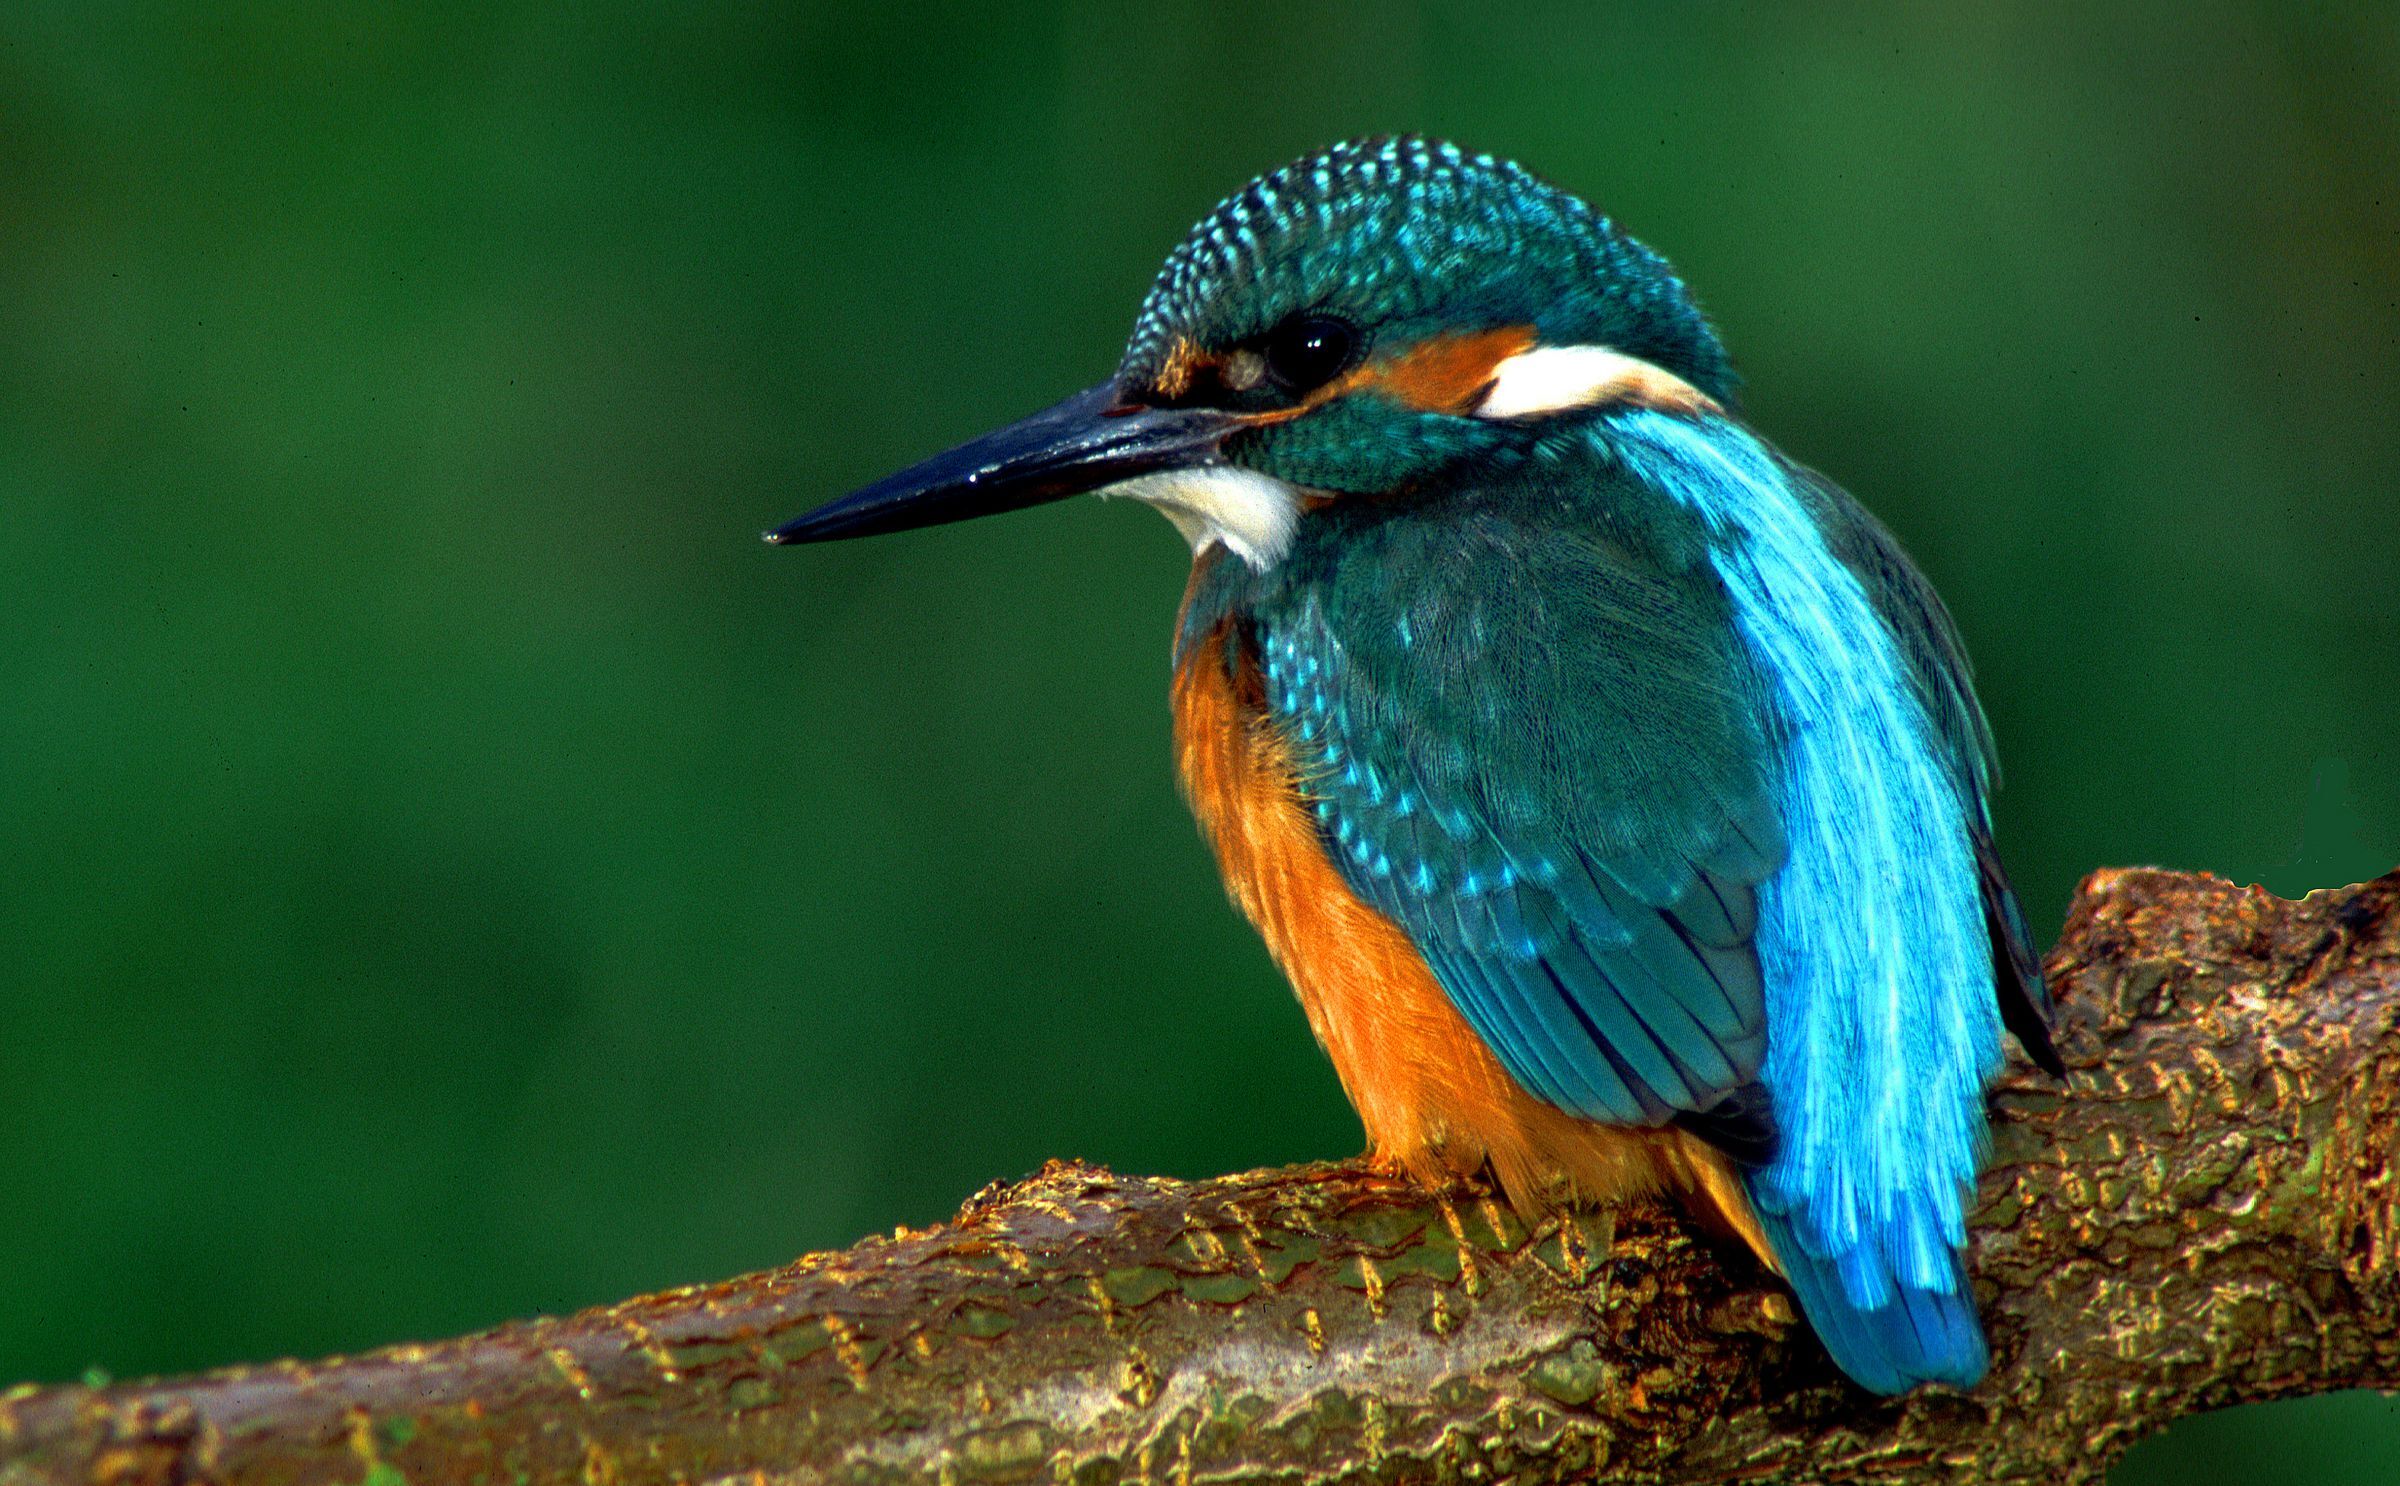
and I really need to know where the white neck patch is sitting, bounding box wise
[1102,465,1302,571]
[1473,344,1715,420]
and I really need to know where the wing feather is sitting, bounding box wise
[1256,485,1785,1142]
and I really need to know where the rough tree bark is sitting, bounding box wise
[2,867,2395,1486]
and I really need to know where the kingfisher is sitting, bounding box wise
[768,138,2060,1394]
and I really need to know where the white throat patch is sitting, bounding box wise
[1473,344,1715,420]
[1103,465,1302,571]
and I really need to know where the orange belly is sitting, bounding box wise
[1170,609,1771,1266]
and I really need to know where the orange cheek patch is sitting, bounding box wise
[1368,325,1539,413]
[1152,336,1208,400]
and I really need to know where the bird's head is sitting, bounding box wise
[770,137,1732,569]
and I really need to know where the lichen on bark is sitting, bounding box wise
[2,867,2395,1486]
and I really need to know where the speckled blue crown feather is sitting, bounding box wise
[1121,136,1735,401]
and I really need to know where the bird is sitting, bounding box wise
[767,137,2061,1395]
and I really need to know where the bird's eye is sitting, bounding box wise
[1260,313,1361,394]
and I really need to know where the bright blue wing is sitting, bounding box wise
[1251,474,1786,1134]
[1607,408,2009,1393]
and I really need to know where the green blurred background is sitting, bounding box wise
[4,1,2396,1478]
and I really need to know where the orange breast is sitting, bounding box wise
[1169,591,1770,1264]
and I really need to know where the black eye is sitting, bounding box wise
[1260,313,1360,393]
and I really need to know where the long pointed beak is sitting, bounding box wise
[766,382,1235,546]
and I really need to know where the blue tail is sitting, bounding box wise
[1748,1184,1989,1395]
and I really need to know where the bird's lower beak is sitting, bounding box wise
[766,381,1235,546]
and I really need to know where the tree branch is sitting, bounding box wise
[4,868,2396,1486]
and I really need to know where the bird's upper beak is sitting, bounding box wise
[765,381,1237,546]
